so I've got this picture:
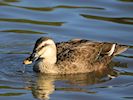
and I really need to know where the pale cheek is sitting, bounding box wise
[41,48,52,57]
[45,49,52,55]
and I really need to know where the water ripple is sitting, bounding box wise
[0,18,65,26]
[119,0,133,2]
[20,5,105,11]
[81,14,133,25]
[1,29,44,34]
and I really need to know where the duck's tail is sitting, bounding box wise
[112,44,128,56]
[102,43,128,56]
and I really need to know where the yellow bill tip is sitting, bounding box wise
[23,58,32,65]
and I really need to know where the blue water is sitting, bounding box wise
[0,0,133,100]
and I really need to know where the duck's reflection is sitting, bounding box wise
[32,75,55,100]
[31,64,120,100]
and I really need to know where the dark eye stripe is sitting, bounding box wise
[37,44,49,51]
[38,47,43,51]
[44,44,49,46]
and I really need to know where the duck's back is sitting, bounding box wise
[55,39,128,74]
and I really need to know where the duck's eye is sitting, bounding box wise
[38,44,49,51]
[40,45,45,50]
[41,44,49,48]
[38,45,45,51]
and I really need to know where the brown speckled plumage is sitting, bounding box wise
[24,37,128,74]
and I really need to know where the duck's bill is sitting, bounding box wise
[23,53,39,65]
[23,58,32,65]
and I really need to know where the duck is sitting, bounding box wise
[23,37,128,74]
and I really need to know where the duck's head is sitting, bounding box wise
[23,37,57,65]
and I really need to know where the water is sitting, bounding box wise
[0,0,133,100]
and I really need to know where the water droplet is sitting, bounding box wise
[21,64,26,73]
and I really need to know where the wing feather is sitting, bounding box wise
[56,40,103,66]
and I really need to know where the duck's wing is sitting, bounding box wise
[56,39,128,74]
[56,40,109,74]
[56,40,128,65]
[56,40,103,65]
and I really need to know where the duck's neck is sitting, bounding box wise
[34,58,58,74]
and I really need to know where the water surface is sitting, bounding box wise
[0,0,133,100]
